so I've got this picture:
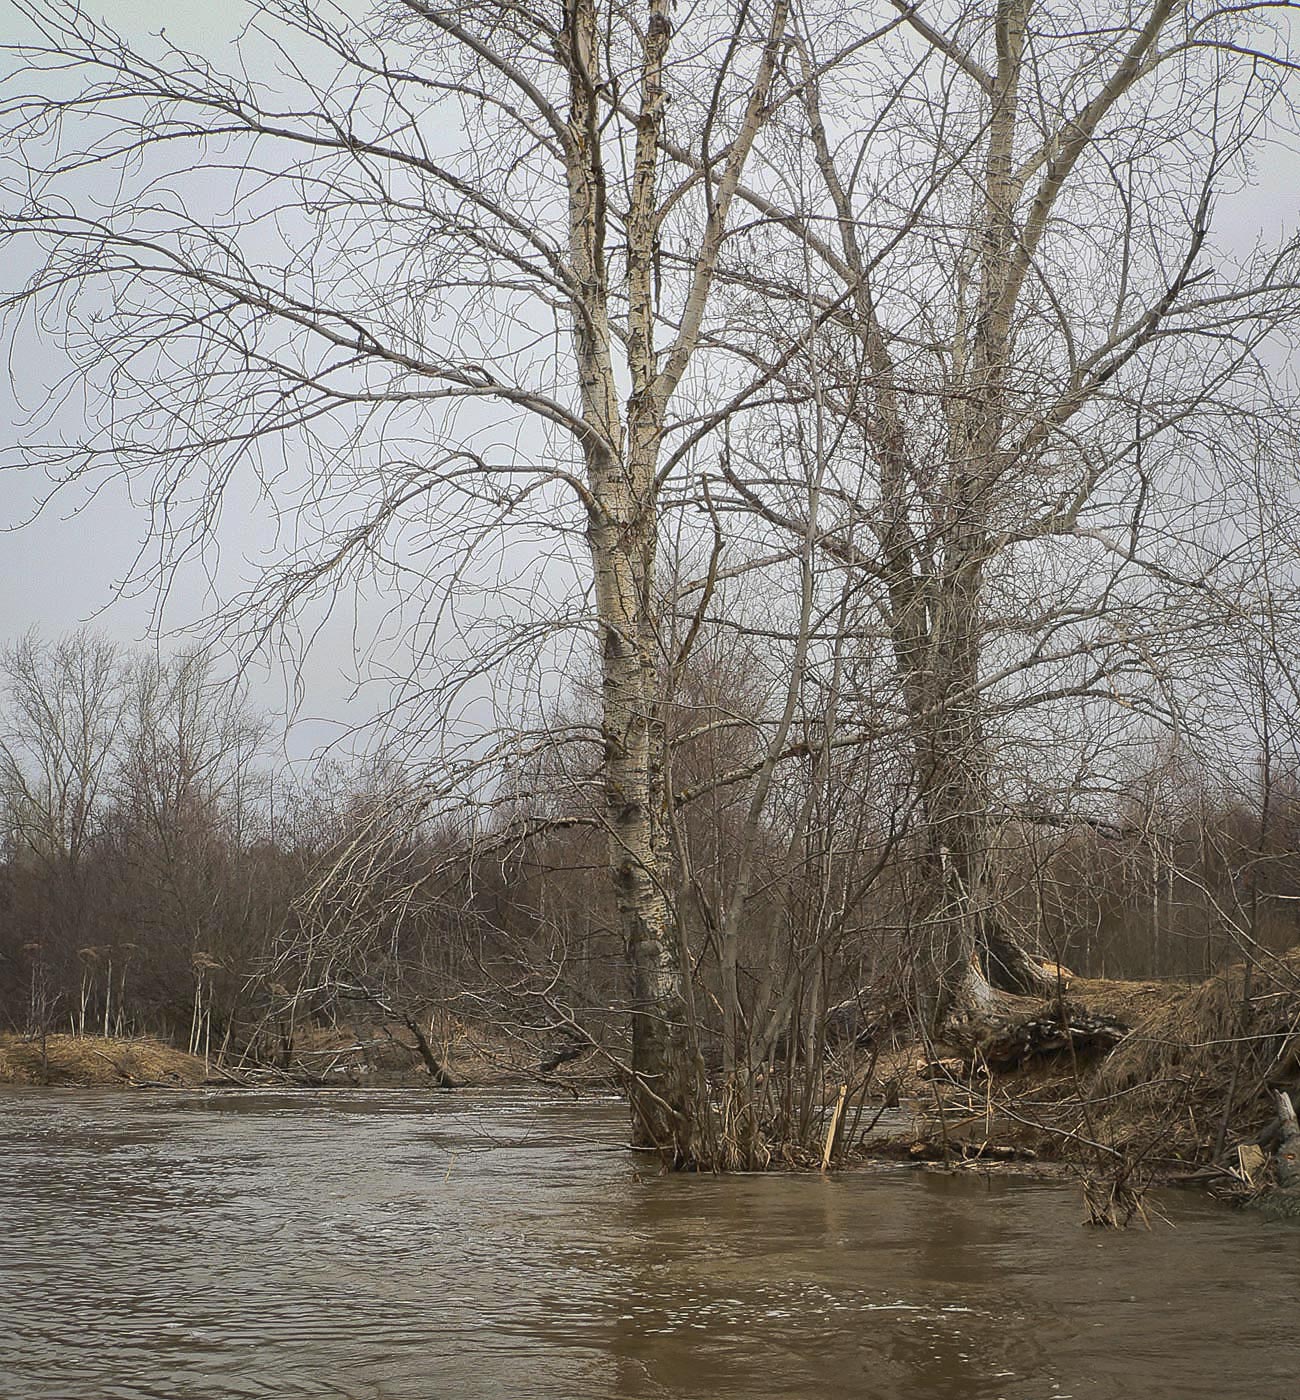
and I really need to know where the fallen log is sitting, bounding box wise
[903,1139,1038,1163]
[976,1001,1129,1071]
[538,1042,586,1074]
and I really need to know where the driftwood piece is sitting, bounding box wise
[821,1083,849,1172]
[916,1057,973,1081]
[1237,1143,1267,1185]
[1276,1090,1300,1190]
[1242,1092,1300,1218]
[905,1139,1037,1163]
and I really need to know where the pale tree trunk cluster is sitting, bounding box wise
[3,0,1300,1165]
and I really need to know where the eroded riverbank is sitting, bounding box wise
[1,1087,1297,1400]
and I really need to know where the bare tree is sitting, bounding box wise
[697,0,1300,1020]
[0,0,803,1163]
[0,630,125,1030]
[8,0,1300,1168]
[0,630,122,873]
[108,647,271,1039]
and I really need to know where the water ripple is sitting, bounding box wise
[1,1088,1297,1399]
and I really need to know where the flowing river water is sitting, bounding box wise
[1,1087,1297,1400]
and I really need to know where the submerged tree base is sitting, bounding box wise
[12,954,1300,1227]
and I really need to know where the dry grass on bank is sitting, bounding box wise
[0,1019,614,1093]
[1064,974,1186,1026]
[284,1019,523,1085]
[265,1018,613,1090]
[0,1033,209,1087]
[1093,948,1300,1157]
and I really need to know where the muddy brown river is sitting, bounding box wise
[1,1088,1296,1399]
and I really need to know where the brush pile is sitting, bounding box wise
[875,953,1300,1196]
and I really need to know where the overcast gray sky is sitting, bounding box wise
[0,0,459,762]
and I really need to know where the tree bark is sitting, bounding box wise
[563,0,708,1165]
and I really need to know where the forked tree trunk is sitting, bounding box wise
[877,0,1058,1023]
[798,4,1053,1028]
[562,0,785,1164]
[562,0,706,1165]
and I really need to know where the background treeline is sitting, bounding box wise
[3,629,1297,1061]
